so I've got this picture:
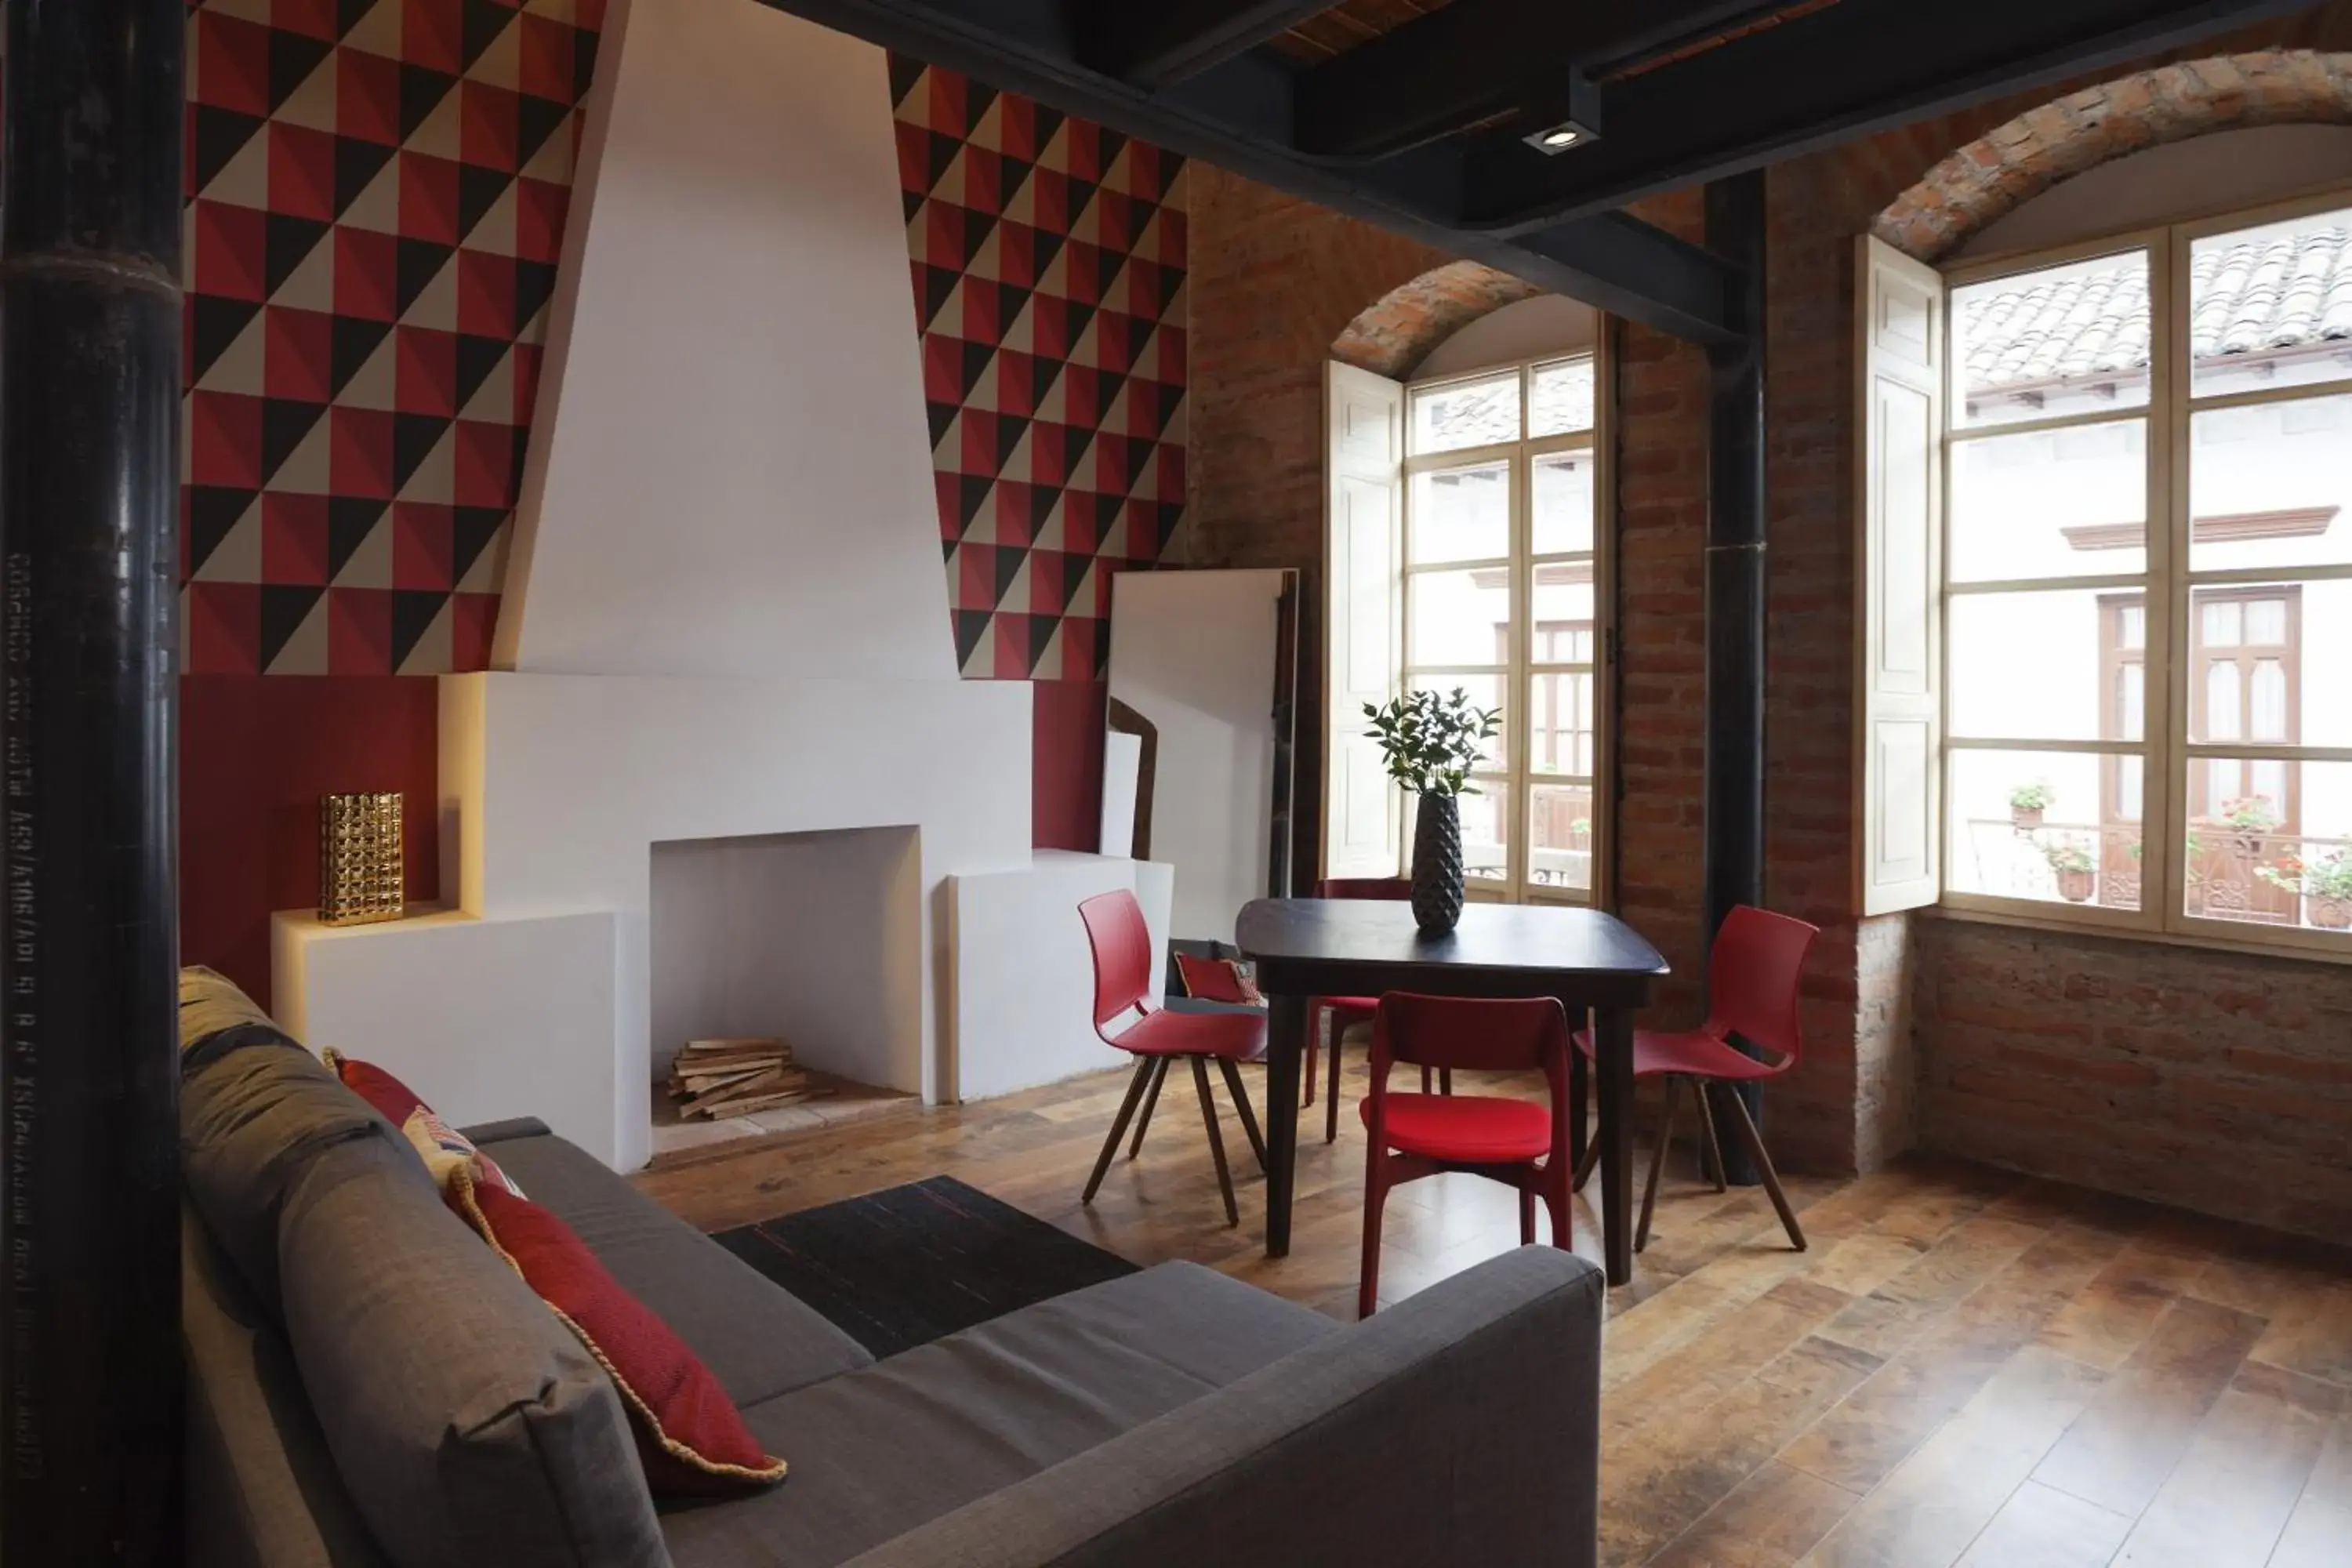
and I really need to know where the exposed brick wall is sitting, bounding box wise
[1876,50,2352,263]
[1185,168,1454,877]
[1915,920,2352,1239]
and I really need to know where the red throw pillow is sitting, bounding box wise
[1174,953,1264,1006]
[448,1171,787,1495]
[321,1049,524,1197]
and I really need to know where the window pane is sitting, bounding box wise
[2184,758,2352,937]
[1530,670,1594,775]
[1531,565,1594,628]
[2189,208,2352,399]
[2119,661,2144,742]
[2186,583,2344,746]
[1528,782,1595,893]
[1950,419,2147,581]
[1529,357,1595,438]
[1948,749,2142,910]
[2117,604,2144,650]
[1410,373,1519,455]
[1457,781,1510,884]
[1408,461,1509,564]
[1407,566,1511,666]
[1532,451,1594,554]
[2187,395,2352,573]
[2205,661,2242,741]
[1949,590,2134,742]
[1406,673,1505,769]
[1953,251,2151,430]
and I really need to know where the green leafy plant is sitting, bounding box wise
[2041,839,2096,876]
[2219,795,2280,834]
[2261,849,2352,900]
[2008,782,2053,812]
[1363,688,1501,798]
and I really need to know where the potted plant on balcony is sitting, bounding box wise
[2220,795,2280,855]
[2262,849,2352,931]
[2042,839,2097,903]
[2009,782,2053,831]
[1364,687,1501,935]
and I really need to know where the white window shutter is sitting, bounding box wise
[1323,360,1406,882]
[1856,235,1946,916]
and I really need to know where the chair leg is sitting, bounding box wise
[1301,1007,1320,1109]
[1358,1156,1391,1319]
[1126,1058,1171,1160]
[1572,1134,1599,1193]
[1519,1184,1537,1246]
[1325,1024,1345,1143]
[1694,1077,1730,1192]
[1440,1066,1453,1096]
[1720,1085,1808,1251]
[1190,1057,1240,1228]
[1420,1065,1432,1094]
[1083,1058,1156,1204]
[1218,1057,1268,1173]
[1637,1075,1684,1253]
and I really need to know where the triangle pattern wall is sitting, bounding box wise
[180,0,603,677]
[891,57,1189,681]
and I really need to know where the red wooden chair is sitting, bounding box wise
[1357,993,1574,1318]
[1077,890,1268,1228]
[1573,905,1817,1253]
[1305,877,1417,1142]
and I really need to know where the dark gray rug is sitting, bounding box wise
[711,1176,1139,1358]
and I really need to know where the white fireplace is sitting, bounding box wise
[269,0,1170,1170]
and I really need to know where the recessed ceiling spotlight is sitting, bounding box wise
[1525,118,1597,155]
[1522,74,1602,156]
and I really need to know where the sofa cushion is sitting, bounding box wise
[280,1128,670,1568]
[486,1133,873,1406]
[660,1261,1336,1568]
[453,1172,787,1497]
[180,984,404,1320]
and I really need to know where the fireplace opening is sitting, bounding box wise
[648,825,923,1156]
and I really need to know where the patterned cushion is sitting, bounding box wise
[449,1169,788,1497]
[322,1049,524,1197]
[1174,953,1264,1006]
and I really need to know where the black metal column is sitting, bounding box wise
[1702,171,1767,1186]
[1,2,187,1560]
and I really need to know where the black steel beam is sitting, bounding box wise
[1294,0,1775,160]
[1700,172,1768,1186]
[0,0,187,1559]
[769,0,1746,343]
[1080,0,1336,89]
[1460,0,2310,232]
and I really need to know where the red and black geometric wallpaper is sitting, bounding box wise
[891,57,1189,681]
[181,0,602,677]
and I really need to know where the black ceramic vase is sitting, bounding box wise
[1411,792,1465,935]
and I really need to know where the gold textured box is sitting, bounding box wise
[319,792,405,927]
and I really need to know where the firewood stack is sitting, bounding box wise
[666,1036,822,1119]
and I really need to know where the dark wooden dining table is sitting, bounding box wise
[1236,897,1670,1287]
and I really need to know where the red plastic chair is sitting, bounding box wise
[1573,906,1817,1254]
[1077,891,1268,1227]
[1306,877,1416,1142]
[1357,993,1574,1318]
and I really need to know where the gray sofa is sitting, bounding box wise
[181,971,1604,1568]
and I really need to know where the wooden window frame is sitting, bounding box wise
[1399,350,1613,909]
[1936,185,2352,961]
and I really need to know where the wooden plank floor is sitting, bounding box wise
[637,1054,2352,1568]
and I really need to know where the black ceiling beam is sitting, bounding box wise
[1295,0,1779,160]
[1459,0,2312,233]
[1080,1,1337,90]
[767,0,1746,344]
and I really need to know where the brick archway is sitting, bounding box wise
[1330,260,1547,379]
[1874,50,2352,262]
